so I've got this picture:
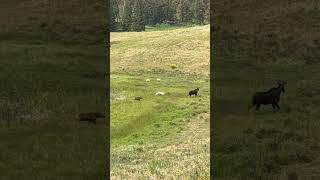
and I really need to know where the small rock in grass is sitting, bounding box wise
[146,79,150,82]
[115,96,126,101]
[155,92,165,96]
[156,78,161,81]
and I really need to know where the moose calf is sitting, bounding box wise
[135,96,143,101]
[248,81,287,112]
[78,112,105,124]
[189,88,199,97]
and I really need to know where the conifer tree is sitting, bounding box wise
[122,0,132,31]
[193,0,205,24]
[176,0,192,24]
[112,0,209,32]
[131,0,145,31]
[110,0,119,31]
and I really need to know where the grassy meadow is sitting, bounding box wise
[212,0,320,179]
[0,35,107,179]
[0,1,107,179]
[213,59,320,179]
[110,25,210,179]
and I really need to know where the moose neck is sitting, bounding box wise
[273,86,283,96]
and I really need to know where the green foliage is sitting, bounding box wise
[170,64,177,69]
[176,0,193,23]
[112,0,210,32]
[122,0,133,31]
[193,0,206,24]
[110,0,119,31]
[131,0,145,31]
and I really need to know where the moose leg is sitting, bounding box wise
[275,103,280,110]
[272,104,276,113]
[248,103,255,112]
[255,104,260,111]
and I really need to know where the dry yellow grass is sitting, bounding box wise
[111,25,210,76]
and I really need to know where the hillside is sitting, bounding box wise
[110,25,210,179]
[111,25,210,76]
[0,1,107,179]
[212,0,320,65]
[212,0,320,179]
[0,0,107,43]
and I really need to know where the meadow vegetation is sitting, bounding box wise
[212,0,320,179]
[110,25,210,178]
[0,1,107,179]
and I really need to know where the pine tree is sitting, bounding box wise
[131,0,145,31]
[176,0,192,24]
[193,0,205,24]
[122,0,132,31]
[110,0,119,31]
[204,1,210,23]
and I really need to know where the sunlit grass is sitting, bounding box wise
[110,25,210,178]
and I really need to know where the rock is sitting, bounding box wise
[155,92,165,96]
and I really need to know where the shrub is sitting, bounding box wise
[170,64,177,69]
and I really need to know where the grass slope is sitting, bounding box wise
[0,36,107,179]
[0,1,107,178]
[0,0,106,43]
[212,0,320,179]
[110,25,210,178]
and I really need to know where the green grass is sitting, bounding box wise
[145,24,196,32]
[111,72,209,145]
[0,34,106,179]
[212,0,320,178]
[111,26,210,178]
[213,59,320,179]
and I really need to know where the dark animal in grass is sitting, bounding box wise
[78,112,105,124]
[134,96,143,101]
[248,81,287,112]
[189,88,199,97]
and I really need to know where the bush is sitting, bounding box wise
[170,64,177,69]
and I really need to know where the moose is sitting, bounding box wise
[134,96,143,101]
[189,88,199,97]
[248,81,287,112]
[78,112,106,124]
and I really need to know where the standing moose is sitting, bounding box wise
[248,81,287,112]
[189,88,199,97]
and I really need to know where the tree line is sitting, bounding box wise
[110,0,210,32]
